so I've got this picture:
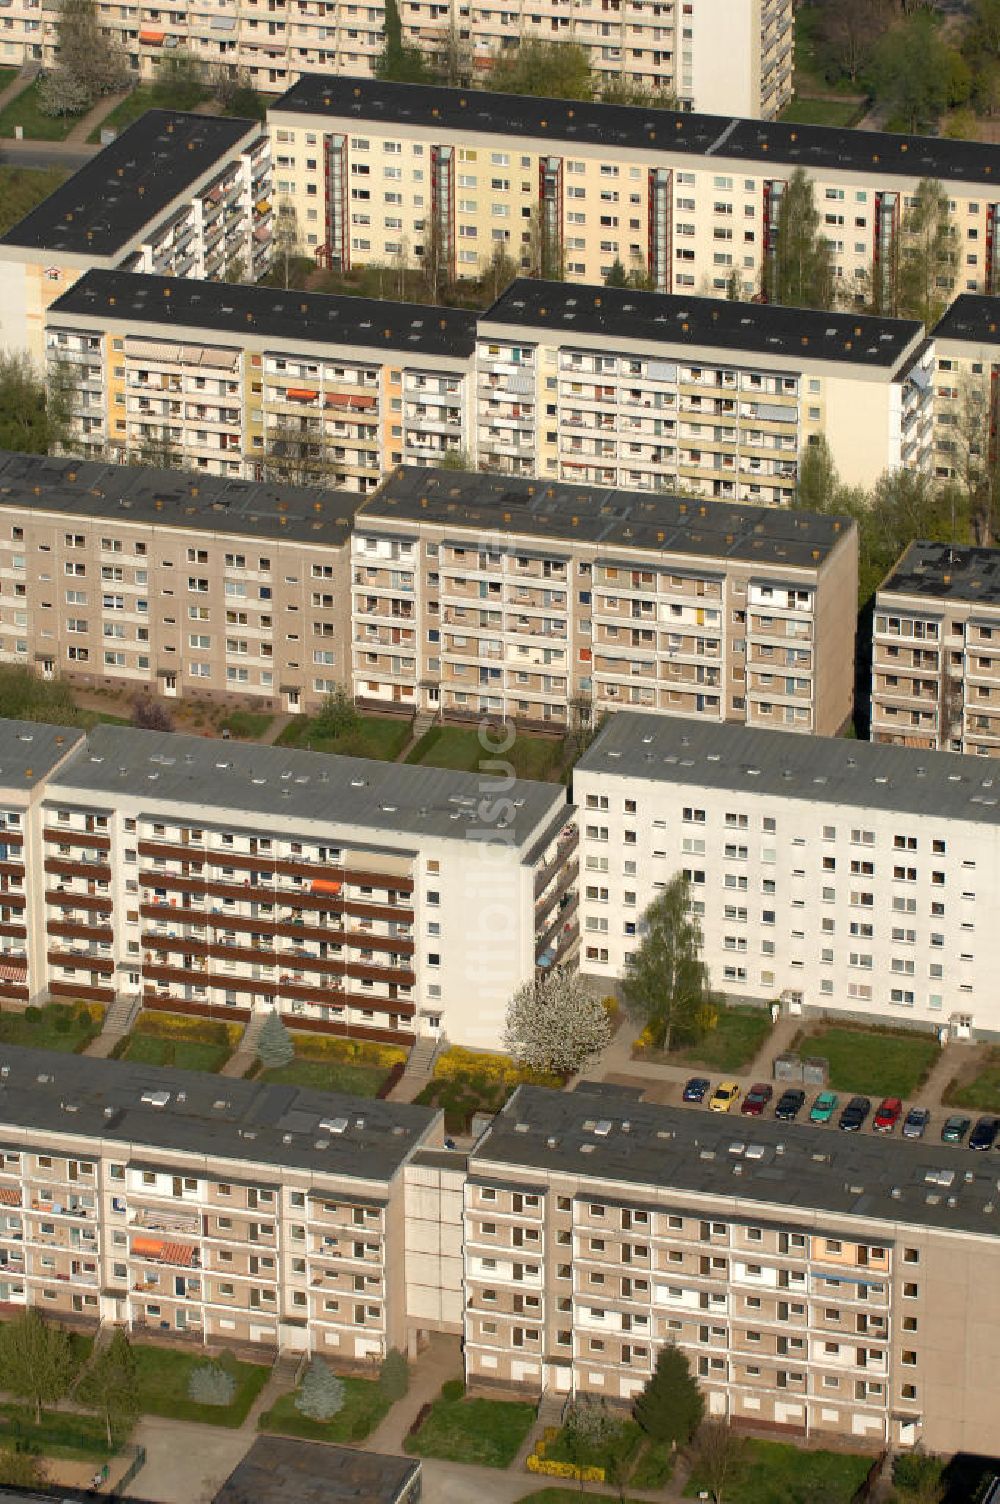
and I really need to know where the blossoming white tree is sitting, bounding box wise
[503,969,612,1076]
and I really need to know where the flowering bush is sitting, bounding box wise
[134,1011,239,1046]
[432,1046,559,1088]
[526,1453,605,1482]
[292,1034,405,1069]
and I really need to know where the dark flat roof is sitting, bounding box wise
[878,540,1000,606]
[0,1044,437,1180]
[575,709,1000,828]
[932,293,1000,344]
[0,111,258,258]
[271,75,1000,186]
[0,717,83,787]
[0,450,365,548]
[51,268,478,359]
[363,466,855,570]
[214,1437,420,1504]
[477,1085,1000,1240]
[483,279,922,368]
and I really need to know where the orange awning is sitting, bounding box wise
[162,1241,195,1267]
[0,1187,20,1206]
[350,394,376,410]
[311,879,342,895]
[325,391,351,409]
[286,388,318,401]
[139,28,165,42]
[132,1236,166,1257]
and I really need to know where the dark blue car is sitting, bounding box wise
[683,1077,710,1103]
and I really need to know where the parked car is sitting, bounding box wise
[774,1088,806,1121]
[741,1083,773,1117]
[809,1090,839,1124]
[902,1107,930,1140]
[873,1097,903,1134]
[708,1080,740,1113]
[683,1077,711,1103]
[969,1116,1000,1151]
[941,1114,972,1145]
[839,1096,871,1132]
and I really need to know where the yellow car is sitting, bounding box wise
[708,1080,741,1113]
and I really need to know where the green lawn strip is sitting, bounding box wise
[543,1417,643,1474]
[258,1378,390,1443]
[277,713,411,760]
[793,1025,938,1098]
[779,97,866,126]
[0,1400,118,1462]
[648,1004,772,1074]
[261,1056,388,1096]
[0,82,77,141]
[944,1049,1000,1113]
[86,83,211,143]
[405,725,486,772]
[684,1438,871,1504]
[0,165,69,236]
[414,1073,517,1134]
[122,1032,231,1073]
[219,710,274,741]
[405,1389,536,1467]
[0,1002,101,1054]
[628,1437,674,1488]
[132,1345,269,1427]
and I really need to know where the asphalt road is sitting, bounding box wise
[0,138,97,172]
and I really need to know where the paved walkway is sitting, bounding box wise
[65,89,129,145]
[365,1331,462,1455]
[0,68,33,116]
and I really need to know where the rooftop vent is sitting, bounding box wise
[140,1090,170,1109]
[319,1116,349,1135]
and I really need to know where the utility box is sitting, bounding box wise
[773,1052,802,1083]
[802,1056,829,1087]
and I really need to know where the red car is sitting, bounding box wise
[873,1097,903,1134]
[741,1083,773,1117]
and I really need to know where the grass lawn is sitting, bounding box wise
[640,1004,772,1074]
[0,1400,118,1462]
[793,1025,939,1098]
[258,1377,390,1444]
[132,1344,269,1427]
[406,724,565,780]
[517,1493,644,1504]
[415,1072,517,1134]
[79,710,131,729]
[0,1001,102,1053]
[685,1438,872,1504]
[543,1417,643,1474]
[262,1056,390,1095]
[0,81,78,141]
[220,709,274,741]
[406,1385,536,1468]
[628,1438,675,1488]
[944,1048,1000,1113]
[0,165,68,236]
[779,96,866,126]
[87,82,210,143]
[277,713,411,761]
[119,1011,237,1073]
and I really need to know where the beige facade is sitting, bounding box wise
[0,1043,443,1360]
[466,1084,1000,1456]
[268,76,1000,300]
[352,466,859,734]
[0,113,270,364]
[929,292,1000,489]
[45,270,475,488]
[872,541,1000,757]
[5,0,791,119]
[29,720,576,1049]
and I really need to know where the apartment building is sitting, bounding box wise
[929,293,1000,485]
[0,721,86,1011]
[0,449,370,712]
[476,280,933,496]
[466,1081,1000,1454]
[574,710,1000,1038]
[0,113,271,363]
[45,270,476,486]
[0,1041,441,1357]
[36,721,577,1048]
[3,0,791,119]
[351,466,858,734]
[871,541,1000,757]
[268,76,1000,298]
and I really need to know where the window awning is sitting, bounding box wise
[0,962,26,981]
[311,879,342,895]
[0,1187,21,1206]
[286,388,318,401]
[139,28,165,42]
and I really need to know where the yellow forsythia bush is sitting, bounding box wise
[433,1046,561,1088]
[136,1012,242,1045]
[526,1455,604,1482]
[292,1034,406,1068]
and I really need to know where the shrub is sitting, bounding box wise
[52,1013,71,1034]
[23,1007,41,1025]
[440,1378,465,1402]
[294,1359,345,1422]
[187,1362,236,1408]
[378,1348,409,1403]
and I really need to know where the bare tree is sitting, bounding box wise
[691,1422,747,1504]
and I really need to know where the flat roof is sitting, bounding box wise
[363,466,854,570]
[214,1437,420,1504]
[878,540,1000,607]
[482,279,922,369]
[0,1044,436,1180]
[50,723,568,848]
[0,112,257,258]
[932,293,1000,344]
[476,1084,1000,1240]
[575,709,1000,828]
[51,268,478,359]
[0,450,366,548]
[270,75,1000,187]
[0,718,83,789]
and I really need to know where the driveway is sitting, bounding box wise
[124,1416,253,1503]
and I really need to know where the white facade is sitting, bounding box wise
[574,711,1000,1037]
